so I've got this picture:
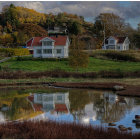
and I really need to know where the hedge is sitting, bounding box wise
[92,50,138,62]
[0,48,30,56]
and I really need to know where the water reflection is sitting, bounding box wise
[28,92,70,114]
[92,92,134,123]
[0,88,139,131]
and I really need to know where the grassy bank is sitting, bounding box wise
[0,77,140,85]
[0,121,140,139]
[0,56,140,72]
[87,50,140,61]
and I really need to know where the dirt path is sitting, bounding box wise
[0,57,11,63]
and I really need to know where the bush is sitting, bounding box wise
[16,56,68,61]
[92,50,138,62]
[103,51,137,62]
[13,48,30,56]
[1,70,140,79]
[0,48,29,57]
[99,70,124,78]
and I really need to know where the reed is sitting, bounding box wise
[0,70,140,79]
[0,121,140,139]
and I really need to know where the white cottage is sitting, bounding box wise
[102,36,130,51]
[27,92,70,113]
[26,35,70,58]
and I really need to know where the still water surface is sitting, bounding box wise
[0,87,140,132]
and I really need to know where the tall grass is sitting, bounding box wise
[0,121,140,139]
[0,70,140,79]
[90,50,140,62]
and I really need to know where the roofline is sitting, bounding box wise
[40,37,55,42]
[25,37,33,44]
[31,37,35,47]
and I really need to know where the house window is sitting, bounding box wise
[106,46,115,49]
[43,41,52,46]
[37,95,42,101]
[43,49,52,54]
[43,104,53,110]
[117,46,120,50]
[57,96,62,101]
[43,96,53,102]
[56,49,61,54]
[37,49,41,54]
[109,40,115,44]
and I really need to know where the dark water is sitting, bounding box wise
[0,87,140,132]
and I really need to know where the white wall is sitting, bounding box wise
[33,37,69,58]
[102,37,130,51]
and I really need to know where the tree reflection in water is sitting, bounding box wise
[89,91,135,123]
[0,88,137,125]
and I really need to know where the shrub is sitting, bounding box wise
[13,48,30,56]
[0,48,29,57]
[99,70,124,78]
[103,51,137,62]
[16,56,68,61]
[92,50,138,62]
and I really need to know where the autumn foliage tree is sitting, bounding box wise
[92,13,126,49]
[69,36,89,71]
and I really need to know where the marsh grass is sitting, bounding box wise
[0,121,140,139]
[0,69,140,80]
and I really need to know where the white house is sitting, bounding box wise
[102,36,130,51]
[27,92,70,113]
[26,35,70,58]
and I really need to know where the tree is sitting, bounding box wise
[69,35,89,71]
[92,13,126,49]
[68,21,82,35]
[0,33,14,47]
[19,23,47,38]
[132,33,140,49]
[2,4,20,32]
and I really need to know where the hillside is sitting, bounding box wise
[0,4,94,48]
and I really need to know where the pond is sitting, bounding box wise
[0,86,140,132]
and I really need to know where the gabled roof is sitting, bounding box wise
[55,104,68,113]
[27,95,43,112]
[26,35,68,47]
[27,95,69,113]
[104,36,127,44]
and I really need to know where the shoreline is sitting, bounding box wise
[0,78,140,97]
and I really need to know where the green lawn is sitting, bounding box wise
[0,57,140,72]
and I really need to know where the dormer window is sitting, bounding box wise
[109,40,115,44]
[43,41,52,46]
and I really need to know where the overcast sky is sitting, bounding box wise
[0,1,140,29]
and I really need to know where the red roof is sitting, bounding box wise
[105,36,127,44]
[27,39,33,46]
[115,37,126,43]
[55,104,68,113]
[26,36,68,47]
[28,95,34,102]
[28,95,68,113]
[33,104,43,112]
[28,95,43,112]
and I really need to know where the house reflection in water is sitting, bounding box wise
[94,92,134,123]
[27,92,70,114]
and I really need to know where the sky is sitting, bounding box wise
[0,1,140,29]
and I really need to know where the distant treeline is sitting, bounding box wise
[0,4,140,49]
